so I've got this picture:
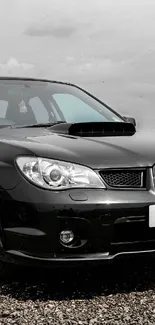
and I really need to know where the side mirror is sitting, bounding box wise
[123,116,136,127]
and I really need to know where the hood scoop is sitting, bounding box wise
[49,122,136,137]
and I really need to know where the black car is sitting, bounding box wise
[0,77,154,274]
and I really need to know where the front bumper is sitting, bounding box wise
[1,177,155,267]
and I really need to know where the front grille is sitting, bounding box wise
[100,169,145,188]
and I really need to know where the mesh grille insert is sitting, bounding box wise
[100,169,145,188]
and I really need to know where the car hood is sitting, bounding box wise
[0,127,155,169]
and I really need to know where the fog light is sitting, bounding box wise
[60,230,74,244]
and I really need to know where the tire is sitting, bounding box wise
[0,261,16,279]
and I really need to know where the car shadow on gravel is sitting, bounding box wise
[0,256,155,301]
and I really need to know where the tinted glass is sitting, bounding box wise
[0,80,123,126]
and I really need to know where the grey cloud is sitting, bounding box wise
[25,24,76,38]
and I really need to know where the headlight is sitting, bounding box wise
[16,157,106,190]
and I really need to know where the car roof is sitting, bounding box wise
[0,76,73,86]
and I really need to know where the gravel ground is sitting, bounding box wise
[0,257,155,324]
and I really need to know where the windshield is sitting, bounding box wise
[0,79,124,127]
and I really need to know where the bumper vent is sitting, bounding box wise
[100,169,145,188]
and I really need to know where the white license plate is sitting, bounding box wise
[149,205,155,227]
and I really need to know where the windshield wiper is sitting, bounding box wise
[12,121,67,129]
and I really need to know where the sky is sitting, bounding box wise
[0,0,155,129]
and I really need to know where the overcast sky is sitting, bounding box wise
[0,0,155,128]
